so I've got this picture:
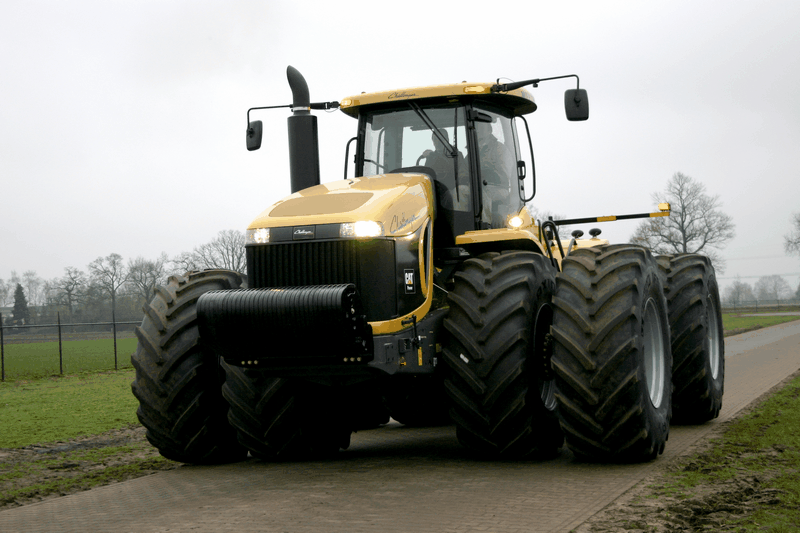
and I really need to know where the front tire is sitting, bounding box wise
[222,368,353,459]
[657,254,724,423]
[442,251,563,458]
[551,245,672,462]
[131,270,247,464]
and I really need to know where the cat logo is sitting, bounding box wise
[404,269,415,294]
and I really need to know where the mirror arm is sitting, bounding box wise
[247,101,339,129]
[491,74,580,94]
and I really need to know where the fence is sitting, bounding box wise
[0,312,141,381]
[722,299,800,312]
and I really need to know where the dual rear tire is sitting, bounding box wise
[550,244,672,462]
[656,254,724,423]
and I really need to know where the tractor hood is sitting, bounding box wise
[247,173,434,237]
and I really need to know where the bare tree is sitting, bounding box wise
[630,172,735,273]
[0,278,9,307]
[723,277,755,306]
[754,275,792,302]
[785,212,800,256]
[127,254,168,303]
[527,205,570,239]
[192,230,247,274]
[22,270,44,308]
[50,267,88,320]
[89,253,129,322]
[169,251,201,276]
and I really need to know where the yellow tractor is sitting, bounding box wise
[132,66,724,463]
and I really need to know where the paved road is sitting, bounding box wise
[3,322,800,533]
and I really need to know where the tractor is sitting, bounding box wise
[132,66,724,463]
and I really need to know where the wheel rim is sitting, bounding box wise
[707,297,722,380]
[539,379,557,411]
[534,304,557,411]
[643,297,666,408]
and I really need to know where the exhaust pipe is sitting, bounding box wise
[286,66,321,193]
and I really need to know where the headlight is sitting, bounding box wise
[246,228,270,244]
[508,216,524,228]
[340,221,384,238]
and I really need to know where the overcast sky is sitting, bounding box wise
[2,0,799,296]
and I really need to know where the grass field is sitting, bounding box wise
[1,338,136,380]
[0,370,139,448]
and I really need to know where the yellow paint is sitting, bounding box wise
[597,216,616,222]
[370,270,434,334]
[339,82,536,118]
[247,173,435,237]
[418,219,431,295]
[418,347,423,366]
[456,228,547,254]
[649,212,670,218]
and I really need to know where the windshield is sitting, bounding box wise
[363,105,472,213]
[474,108,524,227]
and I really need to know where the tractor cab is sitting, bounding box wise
[341,83,540,250]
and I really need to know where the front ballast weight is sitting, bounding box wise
[197,284,373,371]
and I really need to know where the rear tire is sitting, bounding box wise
[131,270,247,464]
[442,251,563,458]
[656,254,724,423]
[551,245,672,462]
[222,367,353,459]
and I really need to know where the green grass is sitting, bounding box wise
[0,370,139,448]
[722,313,800,333]
[1,338,136,380]
[650,373,800,530]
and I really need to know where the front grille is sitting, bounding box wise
[246,239,396,322]
[248,240,359,288]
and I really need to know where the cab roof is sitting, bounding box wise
[339,82,537,118]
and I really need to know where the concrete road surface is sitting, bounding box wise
[3,322,800,533]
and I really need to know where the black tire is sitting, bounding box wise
[551,244,672,462]
[442,251,563,458]
[222,367,353,459]
[656,254,724,423]
[384,376,451,427]
[131,270,247,464]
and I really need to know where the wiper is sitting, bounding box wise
[408,102,457,157]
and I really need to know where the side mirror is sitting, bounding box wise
[564,89,589,121]
[246,120,263,151]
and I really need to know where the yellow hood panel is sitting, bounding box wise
[248,173,434,237]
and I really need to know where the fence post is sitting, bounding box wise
[112,308,118,371]
[1,312,5,382]
[58,312,63,376]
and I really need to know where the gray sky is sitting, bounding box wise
[2,0,799,296]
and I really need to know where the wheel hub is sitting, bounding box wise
[643,297,666,408]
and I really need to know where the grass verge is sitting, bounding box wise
[579,370,800,532]
[723,313,800,337]
[653,371,800,531]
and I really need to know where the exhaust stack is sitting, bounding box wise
[286,66,321,193]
